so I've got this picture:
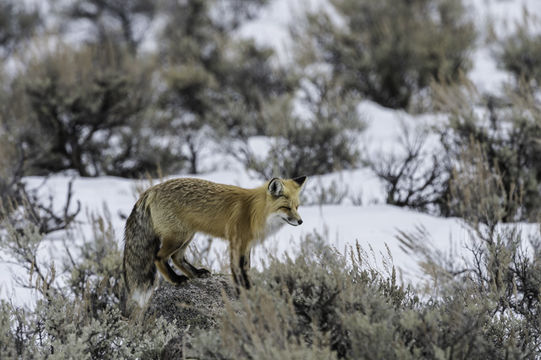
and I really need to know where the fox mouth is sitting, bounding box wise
[281,217,302,226]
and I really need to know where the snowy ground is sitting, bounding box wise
[2,0,541,307]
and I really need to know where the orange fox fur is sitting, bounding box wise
[123,176,306,306]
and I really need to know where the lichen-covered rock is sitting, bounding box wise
[143,274,237,359]
[145,274,236,330]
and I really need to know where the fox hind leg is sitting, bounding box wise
[172,255,211,278]
[155,239,189,285]
[171,236,211,279]
[154,259,188,285]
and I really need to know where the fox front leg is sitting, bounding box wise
[230,245,251,290]
[240,249,251,289]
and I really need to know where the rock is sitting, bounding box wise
[141,274,237,359]
[145,274,237,330]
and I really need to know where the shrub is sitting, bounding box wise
[239,74,364,179]
[193,228,541,359]
[375,78,541,220]
[0,133,24,209]
[0,297,176,360]
[0,210,177,359]
[368,123,447,212]
[0,88,80,233]
[399,169,541,357]
[434,82,541,221]
[192,232,406,359]
[0,0,41,59]
[297,0,476,109]
[3,43,179,178]
[60,0,157,55]
[300,178,350,206]
[497,21,541,91]
[0,59,26,209]
[157,0,294,173]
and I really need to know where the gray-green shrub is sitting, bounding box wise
[240,75,364,178]
[497,22,541,91]
[193,228,541,359]
[0,211,177,359]
[297,0,476,109]
[157,0,295,174]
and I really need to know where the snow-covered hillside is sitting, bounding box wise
[2,0,541,307]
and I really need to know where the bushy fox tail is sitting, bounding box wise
[123,192,159,307]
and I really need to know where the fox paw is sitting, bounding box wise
[196,268,211,278]
[172,274,189,285]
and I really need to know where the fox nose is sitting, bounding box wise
[298,219,303,225]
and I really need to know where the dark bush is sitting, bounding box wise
[297,0,476,109]
[368,124,447,212]
[60,0,157,55]
[0,79,80,232]
[434,83,541,221]
[371,79,541,221]
[0,133,24,209]
[3,43,180,178]
[2,0,293,178]
[212,0,270,30]
[0,1,41,203]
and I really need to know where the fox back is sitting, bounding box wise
[146,177,304,241]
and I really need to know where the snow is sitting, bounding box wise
[468,0,541,38]
[260,204,469,280]
[469,47,514,96]
[2,0,541,307]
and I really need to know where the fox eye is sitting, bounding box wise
[280,206,291,211]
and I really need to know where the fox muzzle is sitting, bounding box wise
[283,216,303,226]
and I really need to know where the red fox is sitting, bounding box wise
[123,176,306,307]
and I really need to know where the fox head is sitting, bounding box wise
[267,176,307,226]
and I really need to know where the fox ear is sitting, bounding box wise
[292,175,307,187]
[268,178,283,197]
